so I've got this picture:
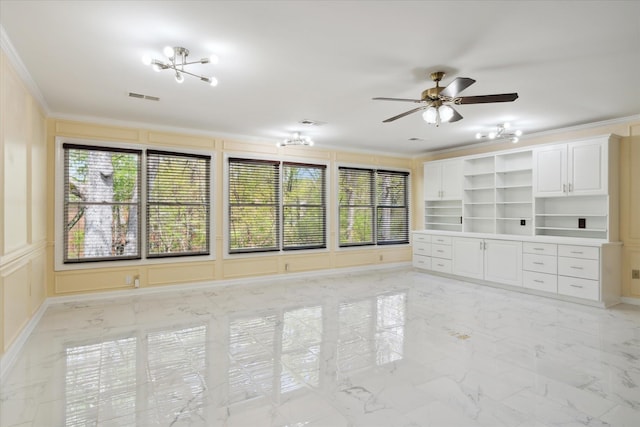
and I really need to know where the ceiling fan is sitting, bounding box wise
[373,71,518,125]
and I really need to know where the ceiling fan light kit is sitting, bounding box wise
[476,123,523,143]
[142,46,219,86]
[373,71,518,126]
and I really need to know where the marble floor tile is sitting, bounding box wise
[1,267,640,426]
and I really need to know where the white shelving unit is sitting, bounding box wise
[495,151,533,235]
[535,196,608,239]
[463,156,495,233]
[425,200,462,232]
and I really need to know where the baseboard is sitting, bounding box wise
[620,296,640,306]
[0,300,49,380]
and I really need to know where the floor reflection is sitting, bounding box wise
[3,268,639,427]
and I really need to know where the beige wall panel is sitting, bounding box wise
[277,147,331,160]
[55,120,140,142]
[3,61,29,254]
[55,268,141,294]
[282,253,331,272]
[29,250,47,314]
[333,250,379,268]
[223,139,277,155]
[335,151,376,164]
[628,134,640,241]
[147,263,215,286]
[624,246,640,297]
[379,247,412,263]
[31,102,47,242]
[2,263,29,352]
[223,258,279,279]
[147,131,215,150]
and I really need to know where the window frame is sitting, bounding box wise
[54,138,215,271]
[337,164,411,249]
[224,153,329,258]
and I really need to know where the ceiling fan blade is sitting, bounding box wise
[448,107,463,123]
[382,106,427,123]
[457,93,519,104]
[373,97,424,103]
[439,77,476,98]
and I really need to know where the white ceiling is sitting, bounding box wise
[1,1,639,156]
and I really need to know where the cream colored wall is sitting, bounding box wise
[412,120,640,300]
[46,119,413,296]
[0,48,48,356]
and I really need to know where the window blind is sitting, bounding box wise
[282,163,326,250]
[146,150,211,258]
[376,170,409,245]
[228,158,280,253]
[63,143,142,263]
[338,167,375,246]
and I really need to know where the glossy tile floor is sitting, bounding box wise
[2,268,640,426]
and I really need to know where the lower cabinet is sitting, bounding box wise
[412,231,621,307]
[452,237,522,286]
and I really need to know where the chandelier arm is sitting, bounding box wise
[173,68,209,79]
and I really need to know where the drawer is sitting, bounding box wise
[558,245,599,260]
[413,255,431,270]
[413,233,431,244]
[558,257,599,280]
[431,258,452,274]
[558,276,600,301]
[523,271,558,293]
[523,242,557,256]
[523,253,557,274]
[431,235,452,245]
[431,244,452,259]
[413,241,431,256]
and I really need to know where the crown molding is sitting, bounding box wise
[0,24,50,114]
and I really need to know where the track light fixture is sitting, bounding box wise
[475,123,523,143]
[277,132,314,147]
[142,46,218,86]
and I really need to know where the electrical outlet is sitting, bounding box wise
[632,269,640,279]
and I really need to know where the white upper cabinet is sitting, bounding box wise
[424,159,462,200]
[534,137,607,197]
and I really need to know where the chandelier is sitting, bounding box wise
[277,132,314,147]
[475,123,523,143]
[142,46,218,86]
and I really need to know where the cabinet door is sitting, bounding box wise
[424,163,442,200]
[485,240,522,286]
[534,145,567,197]
[441,160,463,200]
[567,139,606,196]
[452,237,484,280]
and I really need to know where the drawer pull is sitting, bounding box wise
[437,263,444,267]
[437,249,444,253]
[533,248,544,251]
[533,262,544,265]
[534,279,544,284]
[570,251,584,254]
[570,284,583,289]
[570,266,584,270]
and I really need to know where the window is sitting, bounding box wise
[64,144,142,262]
[228,158,326,253]
[338,167,409,247]
[146,150,210,258]
[62,144,211,264]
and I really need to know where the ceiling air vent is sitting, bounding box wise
[128,92,160,101]
[298,119,326,126]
